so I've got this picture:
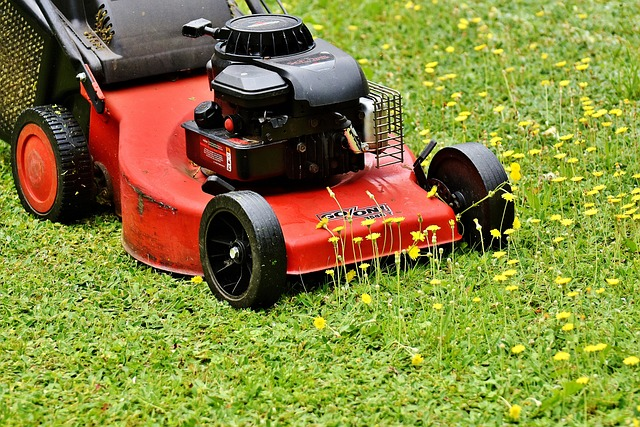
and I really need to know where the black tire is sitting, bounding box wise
[427,142,515,249]
[11,106,94,222]
[199,191,287,309]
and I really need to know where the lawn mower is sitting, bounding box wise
[1,0,515,308]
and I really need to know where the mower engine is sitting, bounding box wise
[182,14,403,182]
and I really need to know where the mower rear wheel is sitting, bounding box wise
[11,106,94,222]
[199,191,287,309]
[427,142,514,249]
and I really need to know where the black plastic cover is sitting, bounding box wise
[213,38,368,109]
[212,65,289,107]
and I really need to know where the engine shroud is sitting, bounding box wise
[183,14,403,182]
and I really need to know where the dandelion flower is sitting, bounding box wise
[553,351,571,361]
[493,251,507,259]
[623,356,639,366]
[556,311,571,320]
[366,232,381,241]
[605,278,620,285]
[361,218,376,227]
[407,245,421,260]
[584,343,607,352]
[361,293,372,305]
[576,376,589,384]
[472,297,481,303]
[433,303,443,310]
[562,323,574,332]
[411,353,424,366]
[190,276,204,284]
[509,163,522,181]
[511,344,525,354]
[555,277,572,285]
[502,192,515,202]
[316,217,329,229]
[505,285,518,291]
[509,404,522,420]
[313,316,326,330]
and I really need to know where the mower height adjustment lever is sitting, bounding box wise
[412,139,437,189]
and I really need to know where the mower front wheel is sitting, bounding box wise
[427,142,514,249]
[199,191,287,309]
[11,106,94,222]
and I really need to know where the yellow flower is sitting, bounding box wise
[562,323,574,332]
[509,404,522,420]
[190,276,204,284]
[576,376,589,384]
[361,218,376,227]
[433,303,443,310]
[584,343,607,352]
[316,217,329,229]
[511,344,525,354]
[427,185,438,198]
[407,245,421,260]
[605,278,620,285]
[426,225,441,232]
[505,285,518,291]
[353,237,363,244]
[328,236,340,244]
[345,270,356,283]
[623,356,639,366]
[494,274,508,282]
[555,61,567,67]
[512,217,521,229]
[555,277,572,285]
[556,311,571,320]
[493,251,507,259]
[553,351,570,361]
[502,192,515,202]
[361,293,372,305]
[366,233,381,241]
[411,353,424,366]
[490,229,502,238]
[615,127,628,134]
[313,316,326,330]
[493,105,505,113]
[509,163,522,181]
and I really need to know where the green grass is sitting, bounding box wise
[2,0,640,425]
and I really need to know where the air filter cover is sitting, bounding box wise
[223,14,315,57]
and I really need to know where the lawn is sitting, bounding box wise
[1,0,640,425]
